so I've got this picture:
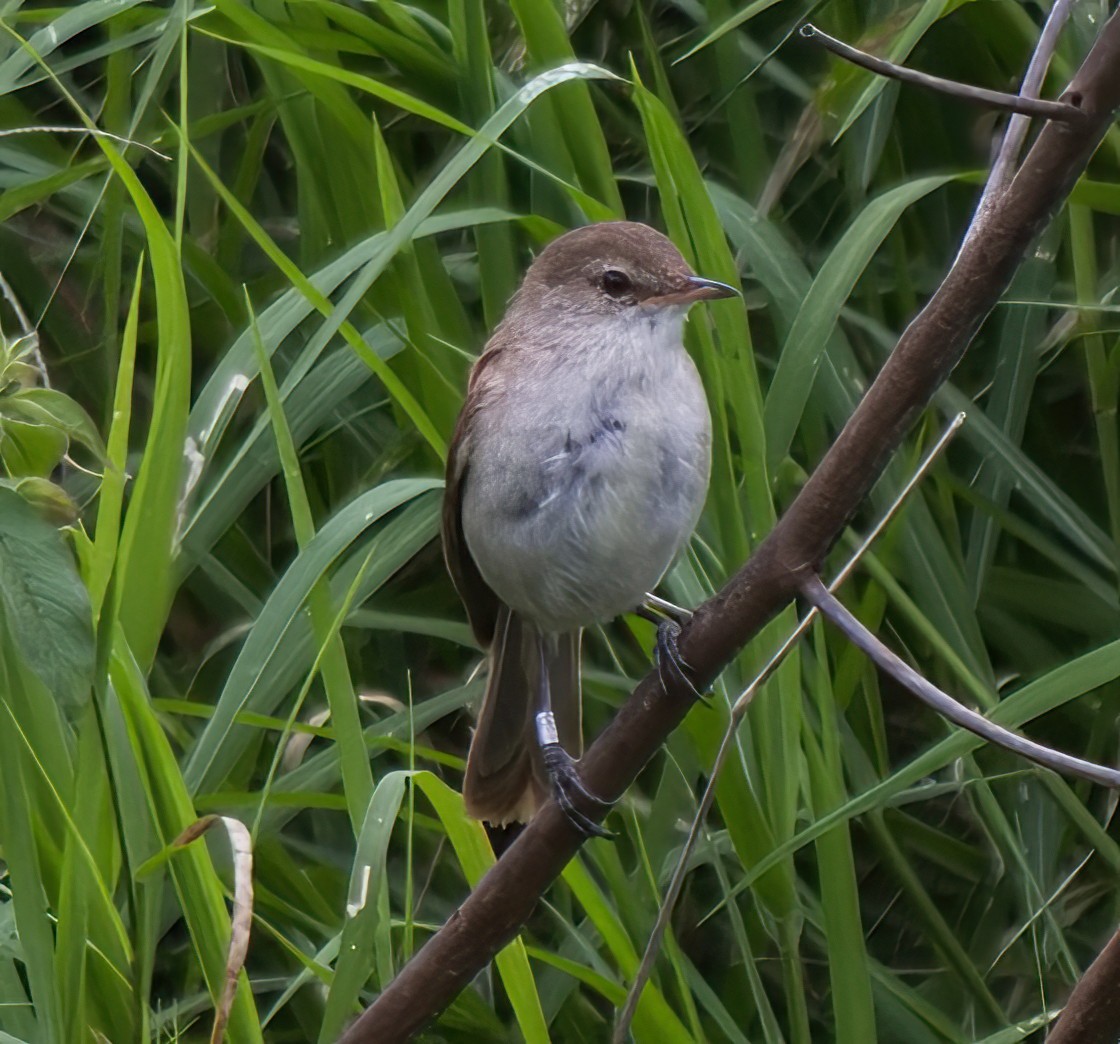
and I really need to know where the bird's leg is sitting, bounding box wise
[638,594,706,701]
[534,634,613,840]
[643,593,693,625]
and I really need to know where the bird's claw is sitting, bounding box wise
[540,743,614,839]
[655,620,708,702]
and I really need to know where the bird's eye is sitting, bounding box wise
[601,269,633,297]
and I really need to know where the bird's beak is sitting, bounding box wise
[685,275,740,301]
[646,275,740,307]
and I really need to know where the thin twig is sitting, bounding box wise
[613,414,966,1043]
[800,23,1085,124]
[802,574,1120,788]
[981,0,1076,209]
[0,271,32,338]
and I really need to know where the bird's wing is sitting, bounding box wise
[442,346,505,648]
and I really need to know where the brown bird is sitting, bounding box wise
[442,222,738,836]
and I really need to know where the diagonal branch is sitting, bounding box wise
[800,574,1120,788]
[1047,925,1120,1043]
[340,11,1120,1042]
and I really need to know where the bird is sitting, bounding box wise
[442,221,738,837]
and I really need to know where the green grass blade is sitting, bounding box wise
[764,175,954,473]
[183,480,441,794]
[415,772,550,1043]
[249,300,373,831]
[87,259,142,620]
[562,855,694,1043]
[109,631,263,1041]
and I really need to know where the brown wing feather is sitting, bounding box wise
[441,344,507,648]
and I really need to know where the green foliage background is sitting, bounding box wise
[0,0,1118,1041]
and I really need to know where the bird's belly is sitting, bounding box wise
[464,418,709,632]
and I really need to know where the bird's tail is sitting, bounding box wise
[463,609,582,826]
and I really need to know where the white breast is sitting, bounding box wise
[463,308,712,632]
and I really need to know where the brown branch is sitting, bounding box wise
[800,574,1120,787]
[340,11,1120,1042]
[799,23,1086,123]
[1047,925,1120,1044]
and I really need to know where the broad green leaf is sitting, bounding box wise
[0,388,105,460]
[0,487,93,713]
[0,419,67,477]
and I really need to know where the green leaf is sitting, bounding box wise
[321,771,549,1043]
[108,632,263,1041]
[414,773,550,1044]
[0,388,106,461]
[735,635,1120,899]
[764,175,954,472]
[829,0,951,142]
[183,480,442,795]
[318,773,409,1042]
[562,856,693,1043]
[0,477,77,526]
[0,487,93,713]
[0,419,67,477]
[34,75,195,673]
[0,619,64,1043]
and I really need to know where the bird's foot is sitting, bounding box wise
[654,619,707,703]
[540,742,614,840]
[643,593,693,627]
